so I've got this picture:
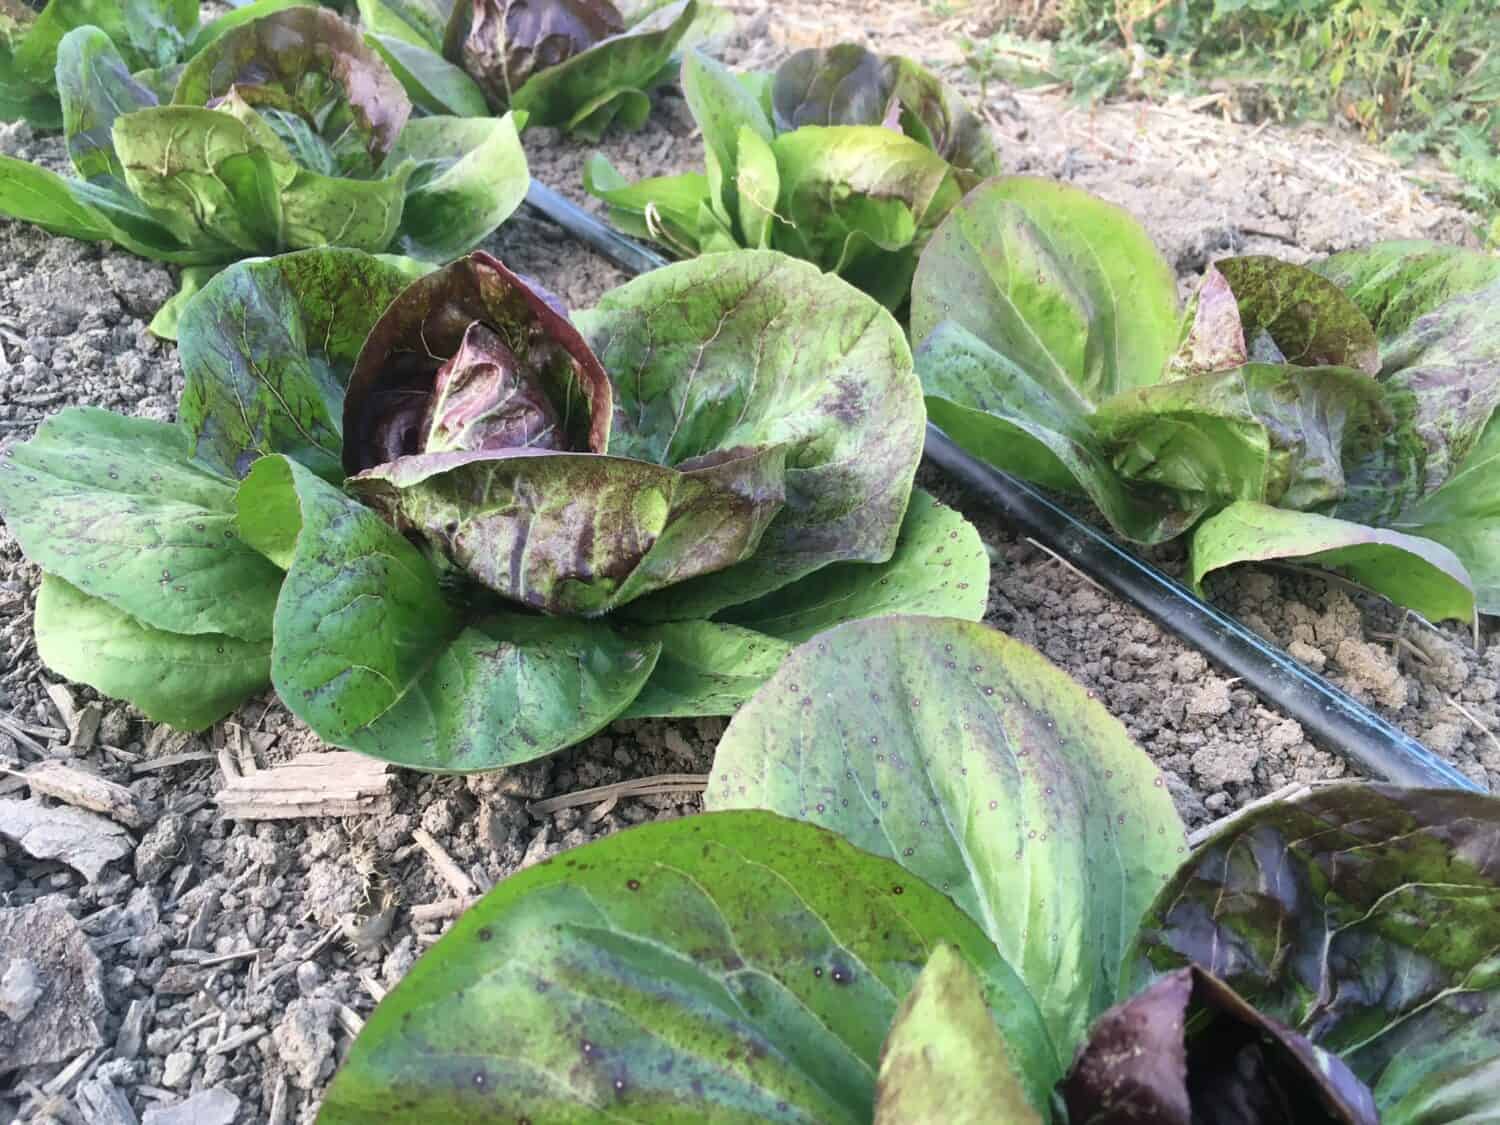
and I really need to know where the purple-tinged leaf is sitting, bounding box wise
[174,6,411,175]
[1184,256,1381,376]
[343,250,611,473]
[1132,783,1500,1120]
[348,442,787,616]
[458,0,624,105]
[1061,965,1378,1125]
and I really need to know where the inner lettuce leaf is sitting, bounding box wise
[0,6,528,336]
[585,46,994,310]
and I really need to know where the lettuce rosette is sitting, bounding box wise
[911,175,1500,623]
[585,43,1001,309]
[0,247,987,770]
[0,5,528,335]
[356,0,721,139]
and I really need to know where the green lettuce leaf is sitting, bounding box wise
[772,125,959,309]
[35,575,271,731]
[56,25,158,183]
[619,620,793,718]
[872,946,1044,1125]
[0,408,282,641]
[238,454,659,770]
[1,0,195,126]
[708,615,1185,1062]
[1190,501,1475,624]
[385,113,528,260]
[320,810,1040,1122]
[365,30,488,117]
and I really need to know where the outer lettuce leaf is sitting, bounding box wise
[1190,501,1475,624]
[912,178,1189,539]
[177,249,429,481]
[385,113,527,260]
[619,620,792,718]
[237,454,458,733]
[680,46,773,234]
[496,0,699,140]
[321,811,1038,1122]
[919,319,1200,542]
[579,251,926,619]
[0,152,206,262]
[709,616,1185,1064]
[1,0,195,126]
[366,30,488,117]
[873,946,1042,1125]
[717,489,988,643]
[1132,783,1500,1121]
[457,0,625,104]
[911,175,1180,406]
[354,0,454,51]
[1061,965,1377,1124]
[57,25,158,183]
[582,153,708,254]
[35,575,271,732]
[623,491,990,718]
[1313,240,1500,339]
[238,455,659,770]
[1396,414,1500,614]
[0,408,282,641]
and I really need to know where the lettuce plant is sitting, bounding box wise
[320,615,1500,1121]
[585,44,1001,309]
[911,175,1500,621]
[0,247,986,769]
[355,0,715,138]
[0,5,529,336]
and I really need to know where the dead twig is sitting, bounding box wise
[412,828,476,898]
[527,773,709,817]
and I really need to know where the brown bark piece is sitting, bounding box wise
[216,752,390,820]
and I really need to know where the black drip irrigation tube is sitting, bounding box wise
[522,179,1483,793]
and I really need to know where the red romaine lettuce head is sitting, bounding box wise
[771,43,1000,179]
[456,0,625,107]
[173,5,412,176]
[1061,965,1378,1124]
[342,250,795,617]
